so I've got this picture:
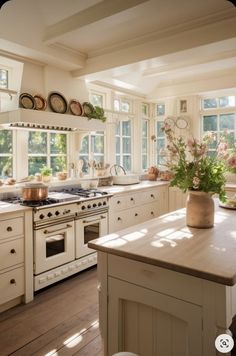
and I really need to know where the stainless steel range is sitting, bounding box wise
[3,187,111,290]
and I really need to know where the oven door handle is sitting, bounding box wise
[82,216,106,224]
[43,224,72,235]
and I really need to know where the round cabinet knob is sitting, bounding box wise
[10,279,16,285]
[7,226,12,232]
[117,200,120,204]
[135,213,138,216]
[130,197,134,201]
[81,206,86,210]
[93,203,97,208]
[47,212,52,217]
[151,211,154,215]
[39,214,45,219]
[10,249,16,254]
[55,211,60,216]
[118,217,121,221]
[151,194,154,198]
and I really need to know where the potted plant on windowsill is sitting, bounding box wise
[162,123,227,228]
[40,166,52,183]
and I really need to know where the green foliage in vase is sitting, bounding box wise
[162,123,227,202]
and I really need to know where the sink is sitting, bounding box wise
[112,174,140,185]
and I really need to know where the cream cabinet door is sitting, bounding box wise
[108,277,202,356]
[169,187,187,212]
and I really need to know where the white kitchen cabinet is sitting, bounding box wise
[0,210,33,313]
[169,187,187,212]
[109,185,168,233]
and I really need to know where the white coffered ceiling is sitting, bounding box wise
[0,0,236,96]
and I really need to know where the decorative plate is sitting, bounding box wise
[164,116,175,128]
[176,116,189,129]
[82,102,94,117]
[69,99,83,116]
[48,92,68,114]
[19,93,35,110]
[34,94,47,111]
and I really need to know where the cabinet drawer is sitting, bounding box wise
[0,217,24,240]
[108,255,202,305]
[0,267,24,305]
[0,238,24,270]
[140,187,159,204]
[110,191,143,211]
[109,210,131,233]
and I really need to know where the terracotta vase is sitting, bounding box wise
[186,191,214,228]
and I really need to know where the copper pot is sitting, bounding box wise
[22,183,48,201]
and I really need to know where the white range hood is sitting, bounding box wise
[0,108,106,131]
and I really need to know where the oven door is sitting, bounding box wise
[34,219,75,275]
[75,212,108,259]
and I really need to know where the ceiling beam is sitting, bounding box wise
[43,0,149,45]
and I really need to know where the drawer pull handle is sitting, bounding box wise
[117,217,122,221]
[10,279,16,285]
[135,213,138,216]
[151,211,154,215]
[7,226,13,232]
[117,200,121,204]
[130,197,134,201]
[151,194,154,198]
[10,249,16,254]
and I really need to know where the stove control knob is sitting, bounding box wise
[81,205,86,210]
[93,203,97,208]
[39,214,45,219]
[98,202,102,207]
[55,211,60,216]
[103,201,106,205]
[87,204,91,209]
[47,212,53,217]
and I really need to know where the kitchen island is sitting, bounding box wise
[88,202,236,356]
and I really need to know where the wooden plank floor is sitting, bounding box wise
[0,267,103,356]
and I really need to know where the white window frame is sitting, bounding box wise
[0,128,15,178]
[90,91,106,108]
[115,119,132,172]
[155,119,166,167]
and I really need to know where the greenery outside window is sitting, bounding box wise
[28,131,67,175]
[115,120,132,171]
[0,130,13,178]
[79,131,105,174]
[0,69,8,89]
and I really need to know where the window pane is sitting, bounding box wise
[115,123,120,136]
[80,136,89,154]
[28,131,47,154]
[0,156,12,178]
[121,101,130,113]
[203,98,217,109]
[91,93,103,107]
[157,104,165,116]
[91,135,104,154]
[142,155,147,170]
[219,96,235,108]
[116,137,120,153]
[207,151,217,158]
[122,121,131,136]
[79,156,89,173]
[122,137,131,154]
[94,155,104,165]
[28,157,47,175]
[123,155,131,171]
[142,139,147,154]
[219,114,235,130]
[50,156,67,173]
[157,138,165,150]
[0,69,8,89]
[50,133,67,154]
[0,130,12,154]
[203,115,217,131]
[157,122,164,136]
[116,155,120,165]
[142,120,148,137]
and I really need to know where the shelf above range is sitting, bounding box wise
[0,108,106,132]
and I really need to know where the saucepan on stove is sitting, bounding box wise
[22,183,48,201]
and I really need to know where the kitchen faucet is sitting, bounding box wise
[110,164,127,175]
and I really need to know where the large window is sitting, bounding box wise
[91,92,104,108]
[28,131,67,175]
[115,120,132,171]
[0,69,8,89]
[156,121,166,166]
[79,131,105,174]
[201,95,236,157]
[0,130,13,178]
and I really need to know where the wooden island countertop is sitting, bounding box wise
[89,200,236,286]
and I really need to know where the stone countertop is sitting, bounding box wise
[100,180,169,195]
[89,201,236,286]
[0,201,31,215]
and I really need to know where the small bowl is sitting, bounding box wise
[57,172,68,180]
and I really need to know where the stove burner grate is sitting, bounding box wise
[2,197,60,207]
[59,188,108,198]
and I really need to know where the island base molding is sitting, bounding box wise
[97,252,236,356]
